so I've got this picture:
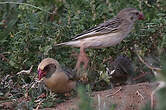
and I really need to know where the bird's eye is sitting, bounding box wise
[135,12,139,15]
[130,16,134,20]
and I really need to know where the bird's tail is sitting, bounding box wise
[55,40,81,47]
[55,42,68,46]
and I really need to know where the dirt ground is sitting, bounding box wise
[41,82,158,110]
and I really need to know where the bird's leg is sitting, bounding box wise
[75,46,89,71]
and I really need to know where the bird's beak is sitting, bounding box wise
[38,69,44,80]
[138,12,144,20]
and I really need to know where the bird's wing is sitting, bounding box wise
[72,17,122,40]
[62,67,76,80]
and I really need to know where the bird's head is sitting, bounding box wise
[37,58,60,80]
[117,8,144,22]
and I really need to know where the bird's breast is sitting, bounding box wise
[43,73,76,93]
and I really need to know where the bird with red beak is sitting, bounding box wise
[56,8,144,71]
[37,58,76,93]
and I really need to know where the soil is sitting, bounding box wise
[40,82,158,110]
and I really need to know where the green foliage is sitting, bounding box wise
[0,0,165,75]
[78,86,94,110]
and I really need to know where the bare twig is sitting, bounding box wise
[134,47,161,76]
[133,72,149,81]
[17,65,33,75]
[136,90,144,100]
[103,56,113,63]
[106,86,122,97]
[0,2,54,14]
[34,99,45,110]
[0,53,9,62]
[136,53,161,72]
[97,94,101,110]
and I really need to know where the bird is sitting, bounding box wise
[37,58,76,93]
[55,8,144,71]
[106,55,134,87]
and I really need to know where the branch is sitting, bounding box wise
[0,53,9,62]
[134,46,161,75]
[17,65,33,75]
[0,2,54,14]
[136,51,161,72]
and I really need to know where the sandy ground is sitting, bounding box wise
[40,82,158,110]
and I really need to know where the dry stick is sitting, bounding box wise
[16,65,33,75]
[133,71,149,81]
[34,99,45,110]
[136,90,144,100]
[106,86,122,97]
[97,94,101,110]
[0,53,9,62]
[102,56,112,63]
[134,48,161,80]
[136,50,161,72]
[16,65,38,94]
[0,2,54,14]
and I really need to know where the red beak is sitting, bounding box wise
[38,69,43,80]
[138,13,144,20]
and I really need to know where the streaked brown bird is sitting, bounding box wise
[56,8,144,70]
[37,58,76,93]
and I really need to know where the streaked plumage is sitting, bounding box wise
[37,58,76,93]
[56,8,144,70]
